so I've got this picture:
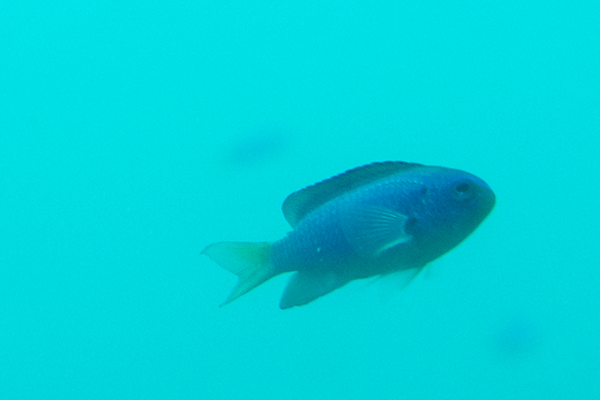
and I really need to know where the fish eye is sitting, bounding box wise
[452,180,473,201]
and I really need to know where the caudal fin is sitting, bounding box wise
[202,242,276,306]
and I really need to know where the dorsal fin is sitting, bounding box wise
[282,161,423,228]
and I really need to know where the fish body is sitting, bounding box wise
[203,162,495,309]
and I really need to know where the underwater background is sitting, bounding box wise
[1,1,599,399]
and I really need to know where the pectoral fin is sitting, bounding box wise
[279,270,350,309]
[340,205,412,257]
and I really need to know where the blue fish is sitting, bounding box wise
[202,161,495,309]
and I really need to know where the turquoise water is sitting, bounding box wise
[1,1,599,398]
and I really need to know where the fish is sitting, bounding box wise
[202,161,495,309]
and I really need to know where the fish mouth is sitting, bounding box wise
[480,186,496,215]
[467,174,496,214]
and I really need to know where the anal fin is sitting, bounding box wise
[279,270,350,309]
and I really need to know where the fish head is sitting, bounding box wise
[445,170,496,220]
[406,168,496,257]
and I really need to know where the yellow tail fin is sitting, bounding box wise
[202,242,275,306]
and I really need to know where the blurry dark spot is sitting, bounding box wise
[494,315,540,358]
[228,130,288,168]
[405,217,419,234]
